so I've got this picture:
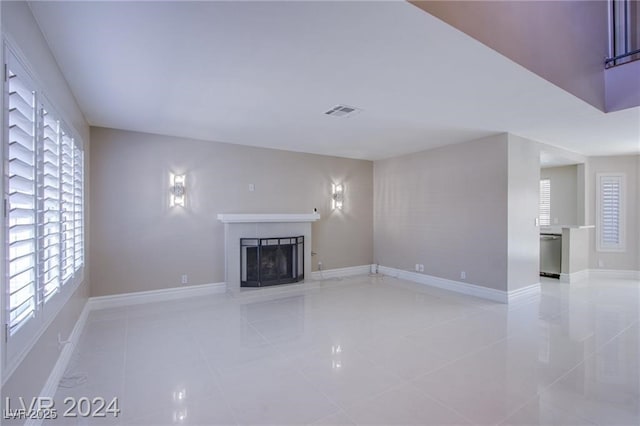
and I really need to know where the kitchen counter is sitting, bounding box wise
[539,226,592,283]
[541,225,595,234]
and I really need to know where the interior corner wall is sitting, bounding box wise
[540,165,579,226]
[507,135,541,291]
[1,0,90,411]
[586,155,640,271]
[373,134,509,292]
[89,127,373,297]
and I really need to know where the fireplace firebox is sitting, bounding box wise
[240,236,304,287]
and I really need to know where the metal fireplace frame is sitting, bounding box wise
[240,236,304,287]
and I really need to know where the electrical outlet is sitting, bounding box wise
[318,261,323,271]
[181,274,188,284]
[248,183,255,192]
[460,271,466,280]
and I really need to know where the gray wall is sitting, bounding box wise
[374,133,542,293]
[1,0,90,413]
[541,165,579,226]
[507,134,541,292]
[374,134,510,291]
[89,127,373,297]
[585,155,640,271]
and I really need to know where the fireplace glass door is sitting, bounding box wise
[240,236,304,287]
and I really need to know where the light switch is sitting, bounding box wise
[249,184,255,192]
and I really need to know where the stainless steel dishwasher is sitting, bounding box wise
[540,233,562,278]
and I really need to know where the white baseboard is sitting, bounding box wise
[311,264,373,280]
[507,282,541,302]
[587,269,640,280]
[89,282,227,310]
[559,269,590,283]
[26,302,91,426]
[377,266,512,303]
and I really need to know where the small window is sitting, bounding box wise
[539,179,551,226]
[596,173,625,252]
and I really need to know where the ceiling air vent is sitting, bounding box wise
[324,104,362,118]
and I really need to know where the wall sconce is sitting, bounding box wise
[331,183,344,210]
[170,173,186,207]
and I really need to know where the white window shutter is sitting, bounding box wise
[39,106,61,300]
[539,179,551,227]
[597,174,625,252]
[73,145,84,268]
[60,130,75,282]
[6,64,37,335]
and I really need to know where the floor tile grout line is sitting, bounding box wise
[406,335,527,424]
[494,318,640,426]
[244,317,349,425]
[538,318,640,425]
[293,365,354,425]
[200,358,242,426]
[408,380,477,425]
[411,313,637,426]
[409,335,510,384]
[348,341,413,384]
[121,308,240,425]
[398,295,538,340]
[306,409,356,426]
[182,311,242,426]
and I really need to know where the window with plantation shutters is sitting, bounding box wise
[539,179,551,227]
[6,61,37,335]
[596,173,625,252]
[3,47,85,376]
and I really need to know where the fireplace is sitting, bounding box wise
[240,236,304,287]
[217,213,319,291]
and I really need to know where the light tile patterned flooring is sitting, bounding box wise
[49,274,639,425]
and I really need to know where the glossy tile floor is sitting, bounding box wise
[50,274,639,425]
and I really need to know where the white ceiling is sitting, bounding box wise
[29,1,639,161]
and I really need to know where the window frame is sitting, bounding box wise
[596,172,626,252]
[2,42,86,382]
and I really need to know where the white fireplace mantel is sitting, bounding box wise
[218,213,320,291]
[217,213,320,224]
